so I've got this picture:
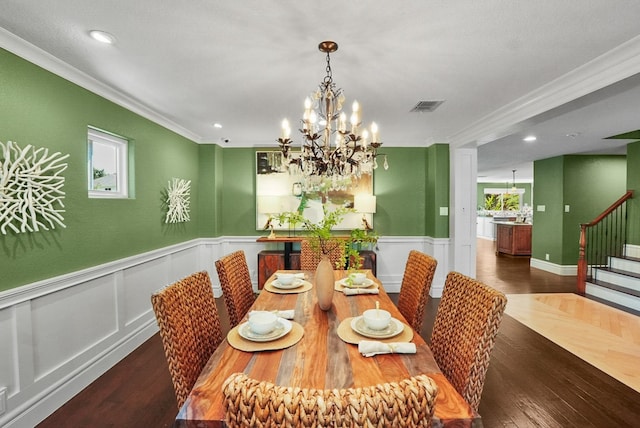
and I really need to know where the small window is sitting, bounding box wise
[88,128,129,198]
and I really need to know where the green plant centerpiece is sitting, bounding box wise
[275,205,378,270]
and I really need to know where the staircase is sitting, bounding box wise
[578,190,640,314]
[585,249,640,314]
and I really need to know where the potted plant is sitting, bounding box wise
[274,205,377,269]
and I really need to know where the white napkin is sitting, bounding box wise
[358,340,416,357]
[294,273,306,279]
[343,288,379,296]
[249,309,295,320]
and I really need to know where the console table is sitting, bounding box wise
[256,236,376,289]
[256,236,303,269]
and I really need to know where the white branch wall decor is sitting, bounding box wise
[0,140,69,235]
[165,177,191,223]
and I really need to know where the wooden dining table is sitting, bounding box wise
[175,270,480,427]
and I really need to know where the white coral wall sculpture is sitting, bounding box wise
[0,140,69,235]
[165,178,191,223]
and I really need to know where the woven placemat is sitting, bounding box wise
[265,280,312,294]
[334,279,379,292]
[337,317,414,345]
[227,321,304,352]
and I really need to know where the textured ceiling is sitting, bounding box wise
[2,1,640,181]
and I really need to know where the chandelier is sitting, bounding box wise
[277,41,388,192]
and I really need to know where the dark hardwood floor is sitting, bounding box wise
[37,240,640,427]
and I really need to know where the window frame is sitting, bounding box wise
[87,127,129,199]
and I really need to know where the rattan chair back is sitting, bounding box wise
[215,250,256,328]
[430,271,507,412]
[222,372,438,427]
[300,238,345,270]
[397,250,438,332]
[151,271,223,408]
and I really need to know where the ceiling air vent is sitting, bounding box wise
[410,100,444,113]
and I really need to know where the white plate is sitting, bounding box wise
[339,278,375,289]
[238,318,292,342]
[350,316,404,339]
[271,278,304,289]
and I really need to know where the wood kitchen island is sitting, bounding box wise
[495,222,532,256]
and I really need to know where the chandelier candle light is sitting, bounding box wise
[277,41,387,192]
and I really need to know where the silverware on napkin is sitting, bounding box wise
[358,340,416,357]
[343,288,379,295]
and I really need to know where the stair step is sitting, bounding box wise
[593,267,640,291]
[610,256,640,275]
[589,279,640,298]
[586,281,640,313]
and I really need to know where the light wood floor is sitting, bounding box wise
[505,293,640,393]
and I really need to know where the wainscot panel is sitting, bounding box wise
[0,236,449,427]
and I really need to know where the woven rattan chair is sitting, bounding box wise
[222,372,438,427]
[215,250,256,328]
[430,271,507,412]
[151,271,223,408]
[397,250,438,332]
[300,238,345,270]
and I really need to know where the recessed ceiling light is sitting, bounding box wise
[89,30,116,44]
[523,135,537,142]
[213,123,223,128]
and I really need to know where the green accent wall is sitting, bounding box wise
[197,144,219,237]
[626,141,640,245]
[532,157,565,264]
[375,144,449,237]
[219,149,257,235]
[426,144,450,238]
[0,48,202,291]
[213,146,450,237]
[532,155,627,265]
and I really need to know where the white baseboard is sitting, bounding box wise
[530,258,577,276]
[625,243,640,258]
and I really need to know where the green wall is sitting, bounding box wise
[532,154,627,265]
[425,144,450,238]
[214,146,450,237]
[0,48,202,291]
[0,48,450,292]
[627,141,640,245]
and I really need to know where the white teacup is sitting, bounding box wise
[348,272,367,285]
[362,309,391,331]
[276,273,296,285]
[248,311,278,335]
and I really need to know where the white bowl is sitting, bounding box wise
[276,273,296,285]
[362,309,391,331]
[348,272,367,285]
[248,311,278,335]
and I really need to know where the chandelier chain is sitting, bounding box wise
[324,51,333,85]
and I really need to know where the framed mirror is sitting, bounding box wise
[256,151,374,231]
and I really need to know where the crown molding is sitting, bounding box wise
[0,27,203,143]
[449,34,640,148]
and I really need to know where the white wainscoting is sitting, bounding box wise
[0,236,449,427]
